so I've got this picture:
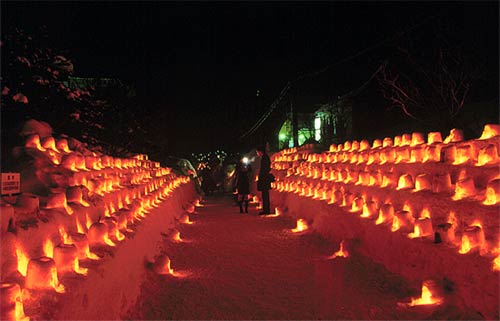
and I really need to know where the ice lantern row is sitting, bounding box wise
[13,176,187,295]
[275,176,493,258]
[275,125,499,166]
[24,135,163,170]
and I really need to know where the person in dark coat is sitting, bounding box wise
[256,144,272,214]
[235,161,252,213]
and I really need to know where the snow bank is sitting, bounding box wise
[270,125,499,319]
[1,122,199,320]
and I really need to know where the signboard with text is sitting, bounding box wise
[1,173,20,195]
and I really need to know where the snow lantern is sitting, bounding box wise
[443,128,464,144]
[478,124,500,140]
[25,257,65,293]
[427,132,443,144]
[0,282,28,321]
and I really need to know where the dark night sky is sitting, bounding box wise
[2,2,498,156]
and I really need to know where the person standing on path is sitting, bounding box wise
[256,144,272,215]
[235,159,252,213]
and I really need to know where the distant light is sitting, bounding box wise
[242,157,249,164]
[279,133,287,140]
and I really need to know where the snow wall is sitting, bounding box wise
[270,125,499,320]
[0,123,199,320]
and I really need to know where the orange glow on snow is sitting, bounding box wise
[459,235,471,254]
[408,225,422,239]
[15,246,29,277]
[1,283,29,321]
[408,284,442,306]
[59,226,71,244]
[86,213,93,229]
[391,216,401,232]
[181,214,193,225]
[493,255,500,271]
[76,218,85,233]
[25,257,65,293]
[291,219,308,233]
[43,239,54,258]
[328,240,349,259]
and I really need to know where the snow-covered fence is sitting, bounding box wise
[1,123,199,320]
[270,124,499,319]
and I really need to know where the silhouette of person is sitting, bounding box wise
[256,144,272,214]
[235,160,252,213]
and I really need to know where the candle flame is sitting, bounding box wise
[408,225,421,239]
[408,285,442,306]
[493,255,500,271]
[483,186,499,205]
[115,229,125,241]
[391,216,401,232]
[73,258,88,275]
[328,240,349,259]
[59,226,71,244]
[85,213,93,229]
[291,219,308,233]
[15,246,29,277]
[104,235,116,247]
[43,239,55,258]
[76,218,85,233]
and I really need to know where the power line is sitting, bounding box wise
[239,14,438,140]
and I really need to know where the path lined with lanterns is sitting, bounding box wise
[126,196,458,320]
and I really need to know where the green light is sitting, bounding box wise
[279,133,287,140]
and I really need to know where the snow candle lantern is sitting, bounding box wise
[381,172,398,188]
[414,174,431,191]
[459,223,485,254]
[69,232,98,260]
[408,280,443,306]
[397,174,414,190]
[41,137,59,153]
[382,137,393,148]
[56,138,71,153]
[478,124,500,140]
[357,171,370,186]
[87,222,115,246]
[66,186,90,207]
[53,243,87,275]
[411,132,425,146]
[391,210,414,232]
[360,200,378,218]
[423,144,442,162]
[25,134,46,151]
[25,257,65,293]
[380,149,396,164]
[483,178,500,205]
[350,196,364,213]
[291,219,308,233]
[0,282,28,321]
[45,193,73,215]
[376,203,394,225]
[453,177,476,200]
[401,133,412,146]
[432,173,452,193]
[408,217,433,238]
[427,132,443,144]
[396,148,410,163]
[477,144,498,166]
[444,128,464,144]
[153,255,176,275]
[342,192,355,208]
[360,140,370,151]
[372,139,382,149]
[61,153,78,171]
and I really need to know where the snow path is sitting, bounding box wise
[126,196,440,320]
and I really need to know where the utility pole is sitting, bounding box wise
[291,83,298,148]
